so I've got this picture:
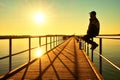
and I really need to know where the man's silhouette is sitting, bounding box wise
[82,11,100,50]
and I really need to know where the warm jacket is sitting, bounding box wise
[87,18,100,37]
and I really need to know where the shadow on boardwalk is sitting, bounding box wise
[3,37,102,80]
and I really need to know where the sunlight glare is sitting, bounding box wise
[34,13,45,24]
[36,48,43,57]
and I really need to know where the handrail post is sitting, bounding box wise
[29,37,31,61]
[85,42,86,52]
[83,41,84,50]
[57,36,58,45]
[53,36,55,48]
[58,36,59,44]
[83,41,85,50]
[50,36,52,49]
[9,38,12,71]
[87,43,89,56]
[99,38,102,74]
[91,38,94,62]
[39,36,41,47]
[56,35,57,46]
[79,38,82,49]
[46,36,47,52]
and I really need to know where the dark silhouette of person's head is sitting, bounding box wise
[90,11,96,18]
[90,11,96,15]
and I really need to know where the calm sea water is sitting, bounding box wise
[0,37,120,80]
[92,39,120,80]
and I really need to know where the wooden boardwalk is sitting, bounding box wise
[4,37,103,80]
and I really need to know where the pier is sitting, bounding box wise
[0,35,120,80]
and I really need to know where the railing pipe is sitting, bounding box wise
[50,37,52,49]
[53,36,55,47]
[82,41,84,49]
[9,38,12,71]
[39,37,41,47]
[85,42,86,52]
[46,36,47,52]
[91,38,94,62]
[29,37,31,61]
[87,43,89,56]
[58,36,59,45]
[79,39,82,49]
[99,38,102,74]
[56,35,57,46]
[84,42,85,51]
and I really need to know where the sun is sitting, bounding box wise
[34,13,45,24]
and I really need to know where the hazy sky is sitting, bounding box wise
[0,0,120,35]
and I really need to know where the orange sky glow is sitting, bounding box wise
[0,0,120,35]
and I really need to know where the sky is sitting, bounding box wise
[0,0,120,35]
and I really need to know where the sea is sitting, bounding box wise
[92,38,120,80]
[0,37,120,80]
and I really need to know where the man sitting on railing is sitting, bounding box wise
[82,11,100,50]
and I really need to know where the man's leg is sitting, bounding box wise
[82,35,93,44]
[82,35,98,50]
[91,42,98,50]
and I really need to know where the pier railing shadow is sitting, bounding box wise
[35,37,79,80]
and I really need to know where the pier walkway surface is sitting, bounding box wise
[2,37,103,80]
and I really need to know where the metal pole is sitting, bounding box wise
[58,36,59,45]
[99,38,102,74]
[87,43,89,56]
[29,37,31,61]
[83,42,85,50]
[51,37,52,48]
[91,38,93,62]
[56,35,57,46]
[84,42,86,51]
[9,38,12,71]
[50,36,52,49]
[46,36,47,52]
[39,37,41,47]
[79,39,82,49]
[53,36,55,48]
[39,36,42,78]
[82,41,84,50]
[85,42,86,52]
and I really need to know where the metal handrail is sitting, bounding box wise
[97,36,120,39]
[94,50,120,71]
[0,35,67,75]
[79,35,120,75]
